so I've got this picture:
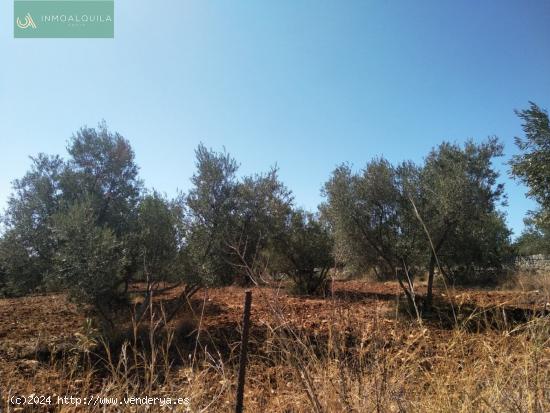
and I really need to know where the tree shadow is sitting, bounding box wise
[424,296,549,332]
[331,288,401,303]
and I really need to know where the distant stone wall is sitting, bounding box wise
[515,255,550,272]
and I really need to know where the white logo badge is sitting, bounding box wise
[16,13,37,29]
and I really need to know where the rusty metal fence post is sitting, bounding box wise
[235,290,252,413]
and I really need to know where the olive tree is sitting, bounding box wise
[418,139,510,304]
[128,191,191,322]
[323,139,511,312]
[322,159,422,309]
[229,169,293,284]
[514,213,550,255]
[322,160,401,277]
[61,122,142,236]
[0,123,147,328]
[50,199,126,327]
[185,144,293,287]
[0,154,65,295]
[136,192,182,284]
[185,144,240,285]
[267,210,334,295]
[510,102,550,254]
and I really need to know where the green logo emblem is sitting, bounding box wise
[14,1,114,38]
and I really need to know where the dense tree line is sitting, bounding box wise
[0,102,548,325]
[0,124,332,328]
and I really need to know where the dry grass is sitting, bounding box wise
[506,270,550,297]
[1,280,549,412]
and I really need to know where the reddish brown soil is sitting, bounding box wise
[0,280,547,406]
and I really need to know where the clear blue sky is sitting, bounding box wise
[1,1,549,238]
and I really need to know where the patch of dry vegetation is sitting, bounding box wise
[1,281,549,412]
[505,270,550,297]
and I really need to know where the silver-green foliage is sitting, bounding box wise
[323,138,511,307]
[510,102,550,254]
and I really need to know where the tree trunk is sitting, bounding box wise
[426,253,436,311]
[163,283,201,325]
[396,268,417,316]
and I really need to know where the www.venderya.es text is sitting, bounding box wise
[9,394,191,408]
